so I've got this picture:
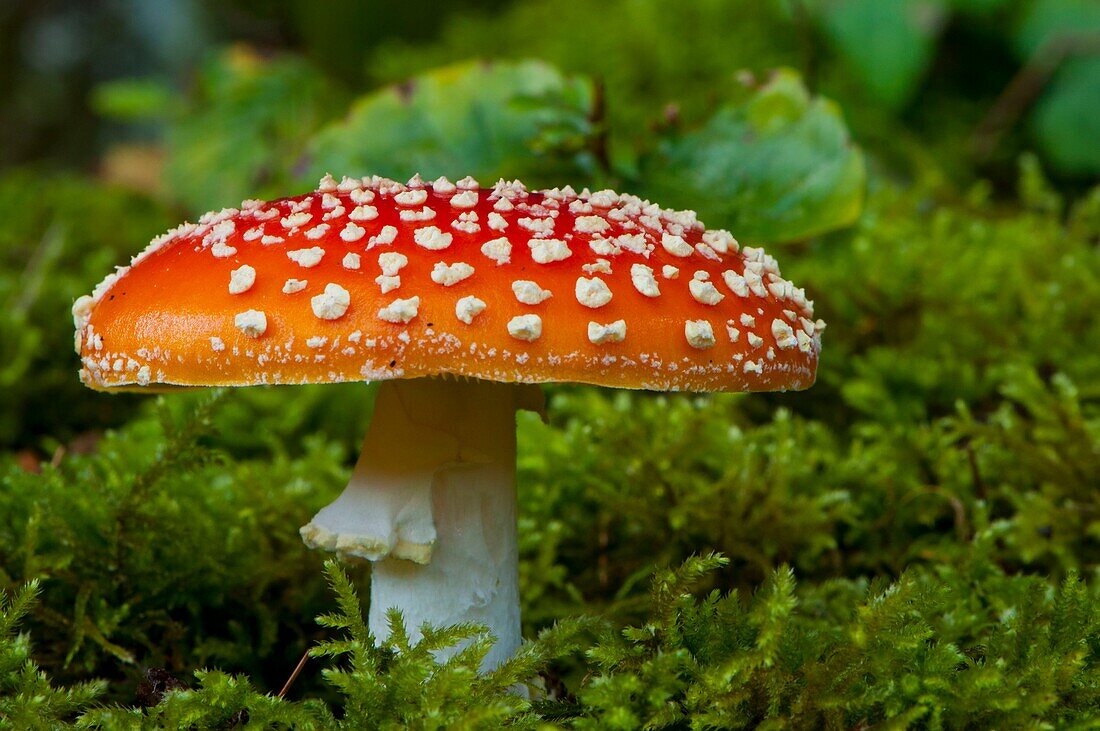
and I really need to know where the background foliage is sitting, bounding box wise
[0,0,1097,727]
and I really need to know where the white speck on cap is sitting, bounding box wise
[394,189,428,206]
[281,212,312,229]
[288,247,324,268]
[378,295,420,324]
[456,175,479,190]
[797,329,813,352]
[589,236,620,256]
[772,318,798,349]
[695,243,720,261]
[71,297,93,345]
[662,265,679,279]
[744,268,768,297]
[630,263,660,297]
[228,264,256,294]
[494,197,514,212]
[399,207,436,222]
[743,360,763,374]
[616,233,648,256]
[582,258,612,275]
[349,205,378,222]
[519,217,555,236]
[487,212,508,231]
[451,212,480,234]
[375,275,401,293]
[210,336,225,352]
[588,320,626,344]
[342,253,361,270]
[575,277,612,308]
[305,224,330,240]
[455,295,487,324]
[261,235,284,246]
[414,226,453,250]
[341,223,366,242]
[432,176,456,194]
[574,215,610,234]
[369,225,398,247]
[726,321,741,342]
[661,233,693,257]
[747,332,763,348]
[235,310,267,338]
[480,237,511,264]
[528,238,571,264]
[283,278,307,294]
[588,189,618,207]
[350,188,375,204]
[208,219,236,238]
[740,313,756,327]
[689,278,725,305]
[684,320,715,349]
[512,280,552,305]
[307,336,328,349]
[211,242,237,258]
[702,229,737,254]
[722,270,749,297]
[311,283,351,320]
[507,314,542,341]
[450,190,478,209]
[378,252,408,276]
[243,226,264,241]
[430,261,474,286]
[491,178,527,199]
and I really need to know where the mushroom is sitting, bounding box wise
[73,174,822,671]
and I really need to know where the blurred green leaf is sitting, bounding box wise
[1014,0,1100,57]
[305,60,596,187]
[638,69,865,242]
[166,47,345,213]
[90,79,177,122]
[814,0,948,109]
[1031,59,1100,175]
[1015,0,1100,176]
[368,0,800,158]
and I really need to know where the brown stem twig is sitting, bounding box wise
[972,30,1100,161]
[278,649,310,700]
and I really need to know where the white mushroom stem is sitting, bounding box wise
[300,378,543,671]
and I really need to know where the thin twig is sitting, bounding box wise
[589,78,612,175]
[277,649,310,699]
[972,30,1100,161]
[12,223,65,315]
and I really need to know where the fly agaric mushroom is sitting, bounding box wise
[73,174,822,670]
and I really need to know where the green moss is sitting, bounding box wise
[3,10,1099,723]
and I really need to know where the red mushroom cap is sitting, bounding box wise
[73,174,823,392]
